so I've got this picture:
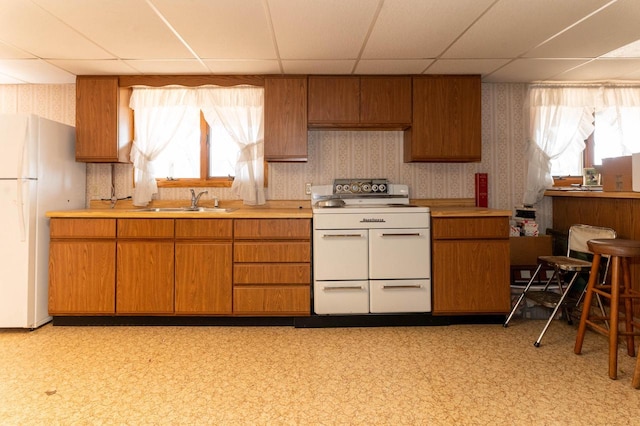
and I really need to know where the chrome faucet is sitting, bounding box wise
[189,189,208,209]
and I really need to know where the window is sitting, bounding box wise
[150,113,238,185]
[550,111,640,178]
[525,86,640,205]
[129,85,265,206]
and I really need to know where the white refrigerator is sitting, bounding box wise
[0,114,86,328]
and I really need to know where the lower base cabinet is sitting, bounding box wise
[49,217,311,317]
[48,219,116,315]
[431,216,510,314]
[233,219,312,316]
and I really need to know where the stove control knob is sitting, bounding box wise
[371,184,379,192]
[362,183,371,192]
[378,184,386,193]
[351,183,360,192]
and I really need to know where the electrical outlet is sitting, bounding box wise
[305,183,312,195]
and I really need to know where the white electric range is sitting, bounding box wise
[311,179,431,315]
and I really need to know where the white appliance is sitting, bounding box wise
[312,179,431,315]
[0,114,86,328]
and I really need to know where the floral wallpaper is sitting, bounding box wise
[0,82,552,232]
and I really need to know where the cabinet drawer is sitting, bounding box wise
[234,264,311,285]
[234,241,310,262]
[432,217,509,240]
[175,219,232,239]
[233,286,310,315]
[50,218,116,238]
[117,219,174,238]
[234,219,310,239]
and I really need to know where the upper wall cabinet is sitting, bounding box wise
[404,75,481,163]
[75,76,131,163]
[264,76,308,162]
[307,76,411,129]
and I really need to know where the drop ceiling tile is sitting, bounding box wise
[49,59,141,76]
[552,58,640,81]
[0,0,113,59]
[0,41,35,59]
[443,0,612,58]
[355,59,433,74]
[152,0,276,59]
[363,0,494,59]
[121,60,210,75]
[0,59,75,84]
[281,60,356,75]
[426,59,510,76]
[32,0,193,59]
[483,58,589,83]
[525,1,640,59]
[201,60,281,74]
[269,0,379,59]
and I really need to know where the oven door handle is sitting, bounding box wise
[381,284,423,289]
[379,232,422,237]
[323,285,364,291]
[321,233,364,238]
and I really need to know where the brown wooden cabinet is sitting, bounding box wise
[48,218,116,314]
[264,76,308,162]
[431,216,510,314]
[307,76,411,128]
[404,75,481,162]
[116,219,174,314]
[75,76,131,163]
[175,219,233,315]
[233,218,311,315]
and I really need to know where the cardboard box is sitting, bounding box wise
[601,156,634,192]
[509,235,552,265]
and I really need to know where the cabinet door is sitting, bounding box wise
[116,241,174,314]
[308,76,360,125]
[175,242,232,314]
[432,239,510,314]
[48,240,116,314]
[405,75,481,162]
[264,77,308,162]
[360,76,411,125]
[76,76,119,162]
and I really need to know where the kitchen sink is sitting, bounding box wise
[132,207,237,213]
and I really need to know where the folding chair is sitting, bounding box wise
[504,224,616,347]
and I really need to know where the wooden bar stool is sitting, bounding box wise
[574,238,640,380]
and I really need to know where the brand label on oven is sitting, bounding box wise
[360,218,386,223]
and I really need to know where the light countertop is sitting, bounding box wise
[47,199,511,219]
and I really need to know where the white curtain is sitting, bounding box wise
[524,87,597,205]
[199,86,265,205]
[129,88,199,206]
[129,85,265,206]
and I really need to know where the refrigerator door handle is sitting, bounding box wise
[17,179,26,242]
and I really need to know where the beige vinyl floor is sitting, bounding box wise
[1,319,639,426]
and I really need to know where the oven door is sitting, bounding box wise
[368,228,430,279]
[313,229,368,280]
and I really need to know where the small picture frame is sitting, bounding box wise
[583,167,601,186]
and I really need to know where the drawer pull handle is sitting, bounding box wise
[381,285,423,289]
[322,234,363,238]
[323,286,364,291]
[380,233,421,237]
